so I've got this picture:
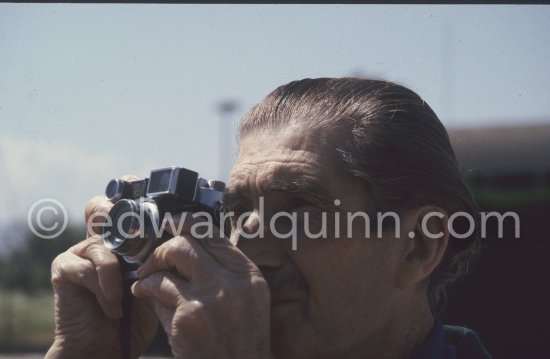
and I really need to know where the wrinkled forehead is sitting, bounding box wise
[239,125,332,157]
[228,126,339,195]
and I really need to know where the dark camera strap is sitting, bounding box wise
[121,280,133,359]
[118,257,136,359]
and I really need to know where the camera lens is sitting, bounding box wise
[102,199,160,264]
[105,178,124,202]
[103,199,139,249]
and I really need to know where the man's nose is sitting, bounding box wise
[236,212,285,268]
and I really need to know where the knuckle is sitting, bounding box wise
[86,236,104,250]
[159,275,173,293]
[167,235,185,249]
[169,236,197,260]
[95,257,118,276]
[69,237,95,256]
[86,235,104,246]
[120,174,141,181]
[159,236,188,257]
[88,241,113,258]
[51,252,63,270]
[84,195,112,220]
[173,300,213,334]
[250,276,270,296]
[50,253,66,284]
[187,299,205,313]
[151,241,170,263]
[78,262,96,283]
[176,299,205,321]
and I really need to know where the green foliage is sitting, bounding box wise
[471,187,550,206]
[0,222,85,294]
[0,290,55,351]
[0,222,85,351]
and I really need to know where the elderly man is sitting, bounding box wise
[46,78,490,358]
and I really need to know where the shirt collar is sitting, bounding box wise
[409,321,456,359]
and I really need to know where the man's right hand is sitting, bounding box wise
[46,183,158,359]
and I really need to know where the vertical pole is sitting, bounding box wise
[217,100,240,182]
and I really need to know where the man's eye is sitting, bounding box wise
[229,205,253,230]
[286,197,318,211]
[230,203,252,217]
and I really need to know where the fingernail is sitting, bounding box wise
[130,282,139,296]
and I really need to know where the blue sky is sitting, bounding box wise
[0,4,549,232]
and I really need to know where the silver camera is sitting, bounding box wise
[101,167,227,271]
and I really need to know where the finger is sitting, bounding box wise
[180,219,260,275]
[162,212,240,259]
[85,196,114,236]
[74,236,123,303]
[84,174,141,235]
[160,212,192,237]
[119,174,142,182]
[69,235,103,256]
[169,212,243,253]
[153,301,176,340]
[186,218,255,273]
[138,232,258,281]
[52,251,123,319]
[161,212,222,238]
[201,239,260,275]
[131,271,187,308]
[84,196,113,221]
[137,235,215,281]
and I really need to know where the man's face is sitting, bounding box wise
[227,127,408,358]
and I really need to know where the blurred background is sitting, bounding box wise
[0,4,549,358]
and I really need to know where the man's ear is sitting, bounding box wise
[396,206,449,290]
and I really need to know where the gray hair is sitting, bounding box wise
[238,77,481,315]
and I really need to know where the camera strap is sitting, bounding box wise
[118,257,136,359]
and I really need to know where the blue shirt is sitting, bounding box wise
[410,321,491,359]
